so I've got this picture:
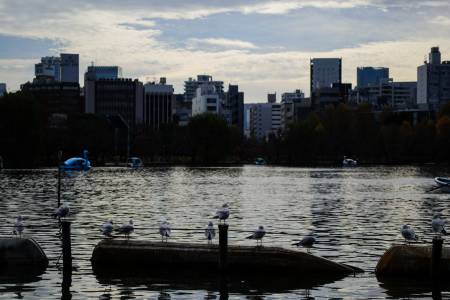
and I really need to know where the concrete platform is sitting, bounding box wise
[91,240,362,276]
[376,244,450,278]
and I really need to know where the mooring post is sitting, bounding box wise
[57,150,62,208]
[431,237,443,280]
[218,223,228,273]
[61,220,72,284]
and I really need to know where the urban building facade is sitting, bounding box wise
[357,79,417,109]
[35,54,79,83]
[191,84,221,116]
[224,85,244,133]
[310,58,342,93]
[417,47,450,111]
[314,83,352,109]
[184,75,224,102]
[174,94,192,126]
[85,66,122,80]
[143,78,176,130]
[60,54,79,83]
[250,101,282,141]
[357,67,389,88]
[280,89,311,130]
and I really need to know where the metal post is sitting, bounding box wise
[61,220,72,278]
[57,151,62,207]
[218,224,228,273]
[431,237,443,280]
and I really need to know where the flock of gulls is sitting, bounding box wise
[12,203,447,251]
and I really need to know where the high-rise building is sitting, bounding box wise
[191,84,222,116]
[34,53,79,83]
[0,83,6,97]
[417,47,450,111]
[357,79,417,109]
[224,85,244,133]
[357,67,389,88]
[85,66,122,80]
[249,97,282,141]
[60,54,79,83]
[184,75,224,102]
[84,68,143,127]
[281,89,310,130]
[143,78,176,130]
[310,58,342,92]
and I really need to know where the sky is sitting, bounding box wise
[0,0,450,102]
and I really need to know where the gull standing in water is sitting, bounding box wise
[117,219,134,240]
[213,203,230,224]
[400,225,419,243]
[159,219,171,242]
[53,203,70,219]
[101,220,114,238]
[432,214,447,238]
[293,235,316,253]
[205,221,216,244]
[246,226,266,246]
[13,216,24,238]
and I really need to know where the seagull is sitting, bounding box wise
[13,216,24,238]
[101,220,114,238]
[246,226,266,246]
[213,203,230,224]
[293,235,316,253]
[117,219,134,240]
[432,214,447,238]
[401,225,419,244]
[159,220,171,242]
[205,221,216,244]
[53,203,70,219]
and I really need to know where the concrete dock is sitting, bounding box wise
[91,240,362,276]
[0,238,48,268]
[376,244,450,278]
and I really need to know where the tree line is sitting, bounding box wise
[1,91,450,168]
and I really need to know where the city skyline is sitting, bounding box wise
[1,0,450,101]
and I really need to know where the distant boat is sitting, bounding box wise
[62,150,91,171]
[342,156,357,167]
[434,177,450,192]
[254,157,266,165]
[127,157,143,169]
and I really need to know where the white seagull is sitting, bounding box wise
[159,220,171,242]
[117,219,134,240]
[53,203,70,219]
[205,221,216,244]
[13,215,24,238]
[213,203,230,224]
[101,220,114,238]
[432,214,447,238]
[246,225,266,246]
[401,225,419,243]
[293,235,316,253]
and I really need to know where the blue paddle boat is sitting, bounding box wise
[62,150,91,171]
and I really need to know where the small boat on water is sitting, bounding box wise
[62,150,91,171]
[434,177,450,192]
[254,157,266,165]
[127,157,143,169]
[342,156,357,167]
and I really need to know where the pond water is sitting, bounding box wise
[0,165,449,299]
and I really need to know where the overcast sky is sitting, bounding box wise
[0,0,450,101]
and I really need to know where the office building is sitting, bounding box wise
[249,99,282,141]
[175,94,191,126]
[224,85,244,133]
[0,83,6,97]
[267,93,276,103]
[191,84,222,116]
[143,78,176,130]
[281,89,311,130]
[85,66,122,80]
[310,58,342,92]
[60,54,79,83]
[184,75,224,102]
[357,67,389,88]
[34,53,79,83]
[357,79,417,109]
[84,69,143,127]
[417,47,450,111]
[314,83,352,109]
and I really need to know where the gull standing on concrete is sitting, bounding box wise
[213,203,230,224]
[53,203,70,219]
[246,226,266,246]
[400,225,419,244]
[159,219,171,242]
[432,214,447,238]
[13,215,24,238]
[101,220,114,238]
[293,235,316,253]
[205,221,216,244]
[117,219,134,240]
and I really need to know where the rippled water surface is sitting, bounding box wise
[1,166,450,299]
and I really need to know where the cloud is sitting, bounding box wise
[187,38,258,50]
[430,16,450,26]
